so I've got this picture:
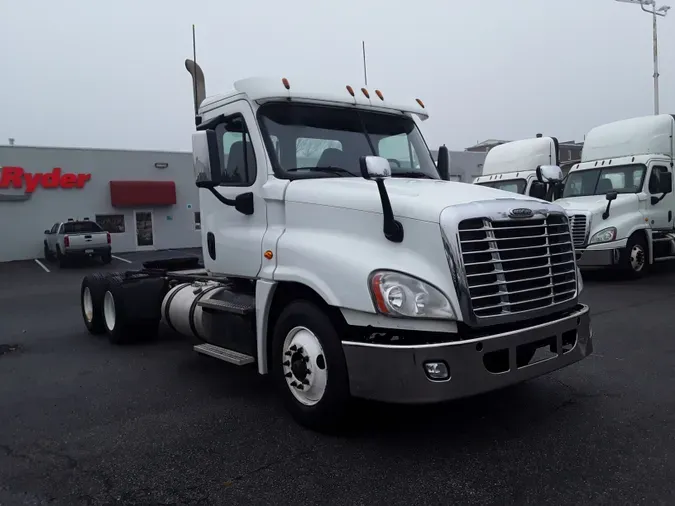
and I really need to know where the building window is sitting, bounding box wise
[96,214,126,233]
[194,211,201,231]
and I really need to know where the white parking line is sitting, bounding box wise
[112,255,132,264]
[34,258,50,273]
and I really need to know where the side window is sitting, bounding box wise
[296,138,342,168]
[219,115,257,186]
[649,166,669,194]
[378,134,420,170]
[50,223,60,234]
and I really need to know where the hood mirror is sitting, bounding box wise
[605,190,618,202]
[360,156,403,243]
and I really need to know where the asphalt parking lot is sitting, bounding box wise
[1,253,674,506]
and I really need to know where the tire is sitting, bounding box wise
[103,275,163,344]
[56,248,67,268]
[101,251,112,265]
[271,300,351,433]
[43,242,52,261]
[619,234,648,279]
[81,273,111,335]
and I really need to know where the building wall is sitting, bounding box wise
[0,145,200,262]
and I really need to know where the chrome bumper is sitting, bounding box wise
[576,248,621,267]
[342,304,592,404]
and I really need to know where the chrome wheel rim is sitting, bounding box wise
[83,287,94,323]
[103,291,116,331]
[282,326,327,406]
[630,244,645,272]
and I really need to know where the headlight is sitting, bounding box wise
[369,271,454,319]
[589,227,617,244]
[577,267,584,294]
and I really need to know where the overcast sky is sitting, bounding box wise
[2,0,673,152]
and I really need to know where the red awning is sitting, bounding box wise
[109,181,177,207]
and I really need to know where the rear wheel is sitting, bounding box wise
[272,300,351,433]
[43,242,52,261]
[101,251,112,264]
[103,275,162,344]
[56,247,67,268]
[81,273,111,335]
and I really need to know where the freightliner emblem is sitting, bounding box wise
[508,207,534,219]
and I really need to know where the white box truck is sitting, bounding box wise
[473,136,561,200]
[550,114,674,278]
[77,60,593,431]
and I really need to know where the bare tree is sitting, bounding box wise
[296,138,341,161]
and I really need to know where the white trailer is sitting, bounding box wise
[552,114,675,278]
[473,136,561,200]
[78,61,593,432]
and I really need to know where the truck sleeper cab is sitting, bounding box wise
[473,136,562,201]
[77,63,592,432]
[554,114,675,278]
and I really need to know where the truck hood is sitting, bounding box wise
[555,194,640,216]
[284,178,543,222]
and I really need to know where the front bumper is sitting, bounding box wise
[575,239,627,267]
[342,304,592,404]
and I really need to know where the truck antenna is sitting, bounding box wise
[185,24,206,117]
[362,41,368,87]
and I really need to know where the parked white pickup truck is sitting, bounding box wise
[44,218,112,267]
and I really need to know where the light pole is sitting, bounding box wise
[615,0,670,115]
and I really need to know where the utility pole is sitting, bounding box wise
[615,0,670,115]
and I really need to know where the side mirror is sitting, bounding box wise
[360,156,392,179]
[536,165,563,183]
[606,190,618,201]
[529,181,547,200]
[659,172,672,194]
[192,130,222,188]
[44,229,50,235]
[436,145,449,181]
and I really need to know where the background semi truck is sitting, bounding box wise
[78,60,593,431]
[552,114,674,278]
[473,136,561,200]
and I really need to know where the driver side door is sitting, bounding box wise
[645,164,674,230]
[199,101,269,278]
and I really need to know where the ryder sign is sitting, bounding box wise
[0,166,92,193]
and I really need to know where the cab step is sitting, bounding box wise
[197,293,255,316]
[193,343,255,365]
[653,255,675,262]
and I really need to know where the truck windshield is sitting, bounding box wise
[475,179,527,194]
[257,102,439,179]
[562,164,646,198]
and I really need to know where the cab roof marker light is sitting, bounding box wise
[346,85,355,97]
[282,78,290,90]
[361,87,370,99]
[416,98,425,108]
[375,89,384,100]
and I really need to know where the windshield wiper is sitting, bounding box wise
[287,166,355,177]
[391,171,436,179]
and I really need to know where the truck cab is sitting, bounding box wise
[554,114,675,278]
[78,61,593,432]
[473,136,561,200]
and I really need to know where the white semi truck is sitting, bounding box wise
[78,60,593,431]
[551,114,674,278]
[473,136,561,200]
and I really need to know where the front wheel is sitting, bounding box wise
[272,300,351,432]
[619,234,648,279]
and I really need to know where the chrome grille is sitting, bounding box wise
[570,214,588,247]
[458,214,577,319]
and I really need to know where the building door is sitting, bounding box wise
[134,210,155,251]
